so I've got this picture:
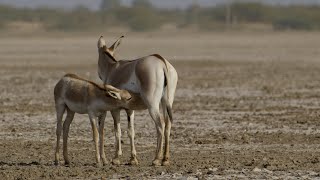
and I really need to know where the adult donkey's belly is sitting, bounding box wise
[107,61,141,93]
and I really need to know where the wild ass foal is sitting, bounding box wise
[54,73,144,167]
[97,36,178,166]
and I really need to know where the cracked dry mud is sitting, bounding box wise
[1,33,320,179]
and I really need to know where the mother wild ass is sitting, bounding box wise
[97,36,178,166]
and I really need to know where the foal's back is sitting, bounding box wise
[54,74,105,114]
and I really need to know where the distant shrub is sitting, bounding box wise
[273,16,314,30]
[231,3,268,22]
[1,3,320,32]
[115,7,162,31]
[50,6,101,31]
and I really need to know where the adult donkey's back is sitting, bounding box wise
[97,36,178,166]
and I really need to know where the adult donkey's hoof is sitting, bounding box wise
[112,158,121,165]
[129,157,139,165]
[152,159,162,166]
[162,160,170,166]
[64,161,70,167]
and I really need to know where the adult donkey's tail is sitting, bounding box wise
[151,54,178,123]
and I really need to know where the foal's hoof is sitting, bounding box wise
[129,157,139,166]
[96,162,102,168]
[162,160,170,166]
[152,159,162,166]
[112,158,121,165]
[54,160,59,166]
[102,160,109,166]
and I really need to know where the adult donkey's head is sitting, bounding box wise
[97,35,124,83]
[97,35,123,57]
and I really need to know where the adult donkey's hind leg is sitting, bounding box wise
[161,98,171,166]
[150,107,165,166]
[161,71,177,166]
[137,63,166,166]
[140,84,165,166]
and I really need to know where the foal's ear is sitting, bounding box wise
[106,90,122,100]
[105,85,122,100]
[108,35,124,53]
[121,90,132,101]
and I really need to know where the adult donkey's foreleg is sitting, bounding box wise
[111,109,122,165]
[126,109,139,165]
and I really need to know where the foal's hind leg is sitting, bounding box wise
[54,103,66,166]
[89,113,102,167]
[62,108,75,166]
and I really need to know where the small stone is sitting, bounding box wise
[207,168,218,174]
[263,168,273,174]
[309,171,319,176]
[253,167,262,172]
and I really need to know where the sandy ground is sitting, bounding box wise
[1,32,320,179]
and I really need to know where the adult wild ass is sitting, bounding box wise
[97,36,178,166]
[54,74,145,167]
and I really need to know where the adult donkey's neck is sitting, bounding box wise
[98,50,117,84]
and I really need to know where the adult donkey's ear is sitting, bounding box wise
[108,35,124,54]
[97,35,106,49]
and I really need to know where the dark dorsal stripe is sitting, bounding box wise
[64,73,106,91]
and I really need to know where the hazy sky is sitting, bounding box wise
[0,0,319,10]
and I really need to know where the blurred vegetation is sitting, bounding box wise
[0,1,320,32]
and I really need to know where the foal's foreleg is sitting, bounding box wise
[98,113,108,165]
[89,114,102,167]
